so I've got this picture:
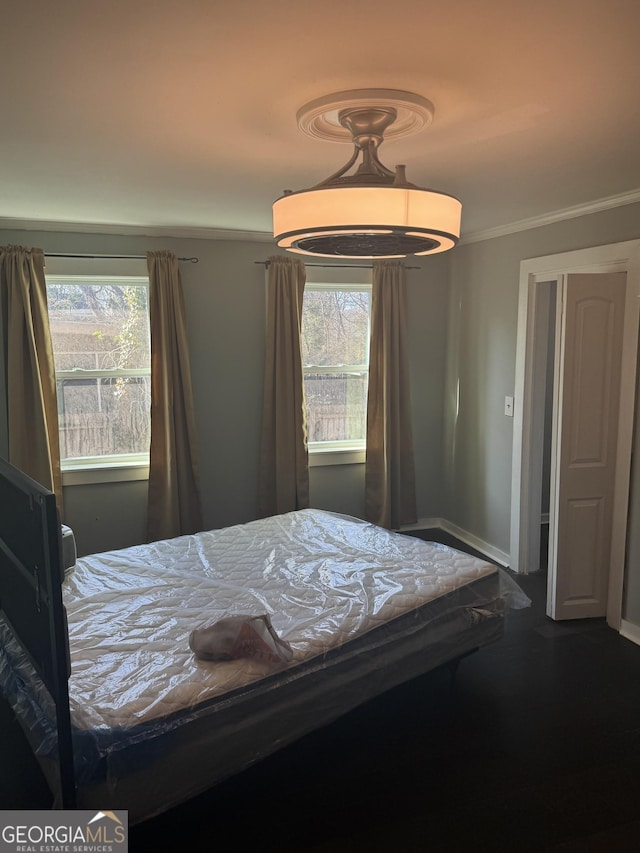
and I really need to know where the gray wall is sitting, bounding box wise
[623,348,640,625]
[444,202,640,623]
[0,227,448,554]
[2,210,638,627]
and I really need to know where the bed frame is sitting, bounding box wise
[0,456,511,819]
[0,456,76,807]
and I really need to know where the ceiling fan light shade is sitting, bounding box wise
[273,186,462,259]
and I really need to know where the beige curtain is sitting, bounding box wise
[0,245,63,510]
[146,250,203,541]
[365,260,417,529]
[257,255,309,517]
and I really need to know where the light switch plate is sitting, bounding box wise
[504,395,514,417]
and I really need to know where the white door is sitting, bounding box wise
[547,272,627,620]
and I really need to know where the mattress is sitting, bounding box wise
[60,508,511,731]
[0,509,528,818]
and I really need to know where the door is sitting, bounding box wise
[547,272,627,620]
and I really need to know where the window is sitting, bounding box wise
[301,282,371,462]
[46,269,151,478]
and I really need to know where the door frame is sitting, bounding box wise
[510,240,640,630]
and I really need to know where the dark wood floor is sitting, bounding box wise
[2,536,640,852]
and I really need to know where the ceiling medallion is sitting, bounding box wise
[273,89,461,259]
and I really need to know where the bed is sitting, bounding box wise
[0,457,528,823]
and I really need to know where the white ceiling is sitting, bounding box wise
[2,0,639,241]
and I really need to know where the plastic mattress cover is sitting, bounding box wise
[0,509,529,789]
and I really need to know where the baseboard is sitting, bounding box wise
[400,517,442,532]
[620,619,640,648]
[400,517,510,568]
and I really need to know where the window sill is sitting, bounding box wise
[308,447,366,467]
[62,462,150,486]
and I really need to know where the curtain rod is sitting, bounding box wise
[45,253,199,263]
[255,260,420,270]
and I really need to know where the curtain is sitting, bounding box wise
[146,250,203,541]
[257,255,309,517]
[365,260,417,529]
[0,245,63,510]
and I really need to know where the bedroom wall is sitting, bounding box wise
[444,201,640,624]
[623,354,640,627]
[0,227,449,555]
[2,211,638,623]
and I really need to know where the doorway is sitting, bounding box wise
[510,240,640,630]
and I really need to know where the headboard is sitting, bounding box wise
[0,456,76,806]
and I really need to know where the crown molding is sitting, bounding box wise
[2,187,640,247]
[459,188,640,245]
[0,216,274,243]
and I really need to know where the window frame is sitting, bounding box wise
[44,258,151,485]
[301,277,372,466]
